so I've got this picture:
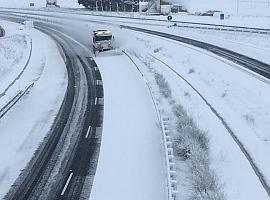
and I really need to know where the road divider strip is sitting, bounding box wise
[123,50,178,200]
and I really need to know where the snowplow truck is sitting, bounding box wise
[93,30,113,52]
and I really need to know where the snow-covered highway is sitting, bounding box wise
[0,8,270,200]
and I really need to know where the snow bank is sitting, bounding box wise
[90,54,167,200]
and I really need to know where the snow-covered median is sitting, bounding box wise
[0,20,67,198]
[90,54,167,200]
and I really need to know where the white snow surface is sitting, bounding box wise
[0,20,67,198]
[90,53,167,200]
[1,9,270,200]
[17,11,269,199]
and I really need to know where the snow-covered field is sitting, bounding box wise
[0,20,67,198]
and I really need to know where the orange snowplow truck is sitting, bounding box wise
[92,30,114,53]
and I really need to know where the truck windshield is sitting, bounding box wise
[95,35,112,41]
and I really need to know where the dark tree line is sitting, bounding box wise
[78,0,139,11]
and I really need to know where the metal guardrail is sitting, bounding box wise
[1,8,270,35]
[0,82,34,119]
[0,25,5,37]
[52,9,270,35]
[171,21,270,35]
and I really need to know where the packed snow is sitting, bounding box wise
[90,53,167,200]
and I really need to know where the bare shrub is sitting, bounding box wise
[184,91,191,97]
[172,104,186,118]
[172,103,224,200]
[188,68,195,74]
[144,58,224,199]
[221,92,226,98]
[153,47,162,53]
[243,114,255,125]
[154,72,172,98]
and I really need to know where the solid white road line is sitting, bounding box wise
[61,171,74,196]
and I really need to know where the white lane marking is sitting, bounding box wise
[94,97,98,105]
[85,126,91,138]
[61,171,74,196]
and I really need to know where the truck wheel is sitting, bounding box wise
[93,46,97,55]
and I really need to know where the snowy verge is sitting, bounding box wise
[118,29,270,199]
[127,50,225,200]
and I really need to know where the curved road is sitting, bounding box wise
[1,16,104,200]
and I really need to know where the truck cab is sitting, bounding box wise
[93,30,114,53]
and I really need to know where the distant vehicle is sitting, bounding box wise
[200,10,222,16]
[46,0,59,7]
[92,30,114,53]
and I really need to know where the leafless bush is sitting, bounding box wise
[154,72,172,98]
[149,60,224,199]
[184,91,191,97]
[172,104,224,200]
[221,93,226,98]
[243,114,255,125]
[153,47,163,53]
[188,68,195,74]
